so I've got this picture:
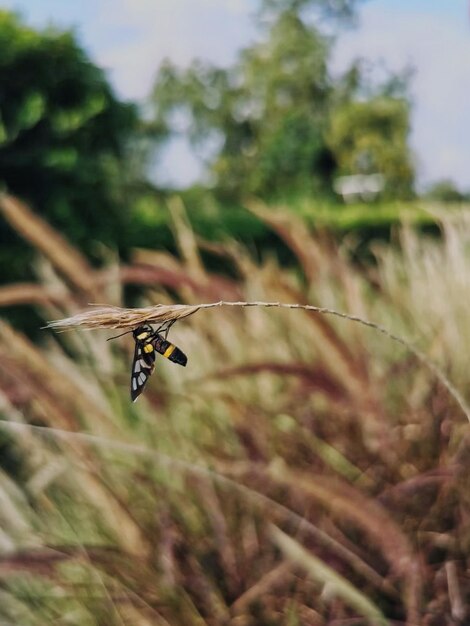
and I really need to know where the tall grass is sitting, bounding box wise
[0,192,469,624]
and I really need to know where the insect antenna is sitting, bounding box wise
[106,329,134,342]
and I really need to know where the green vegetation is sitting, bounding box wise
[150,6,414,202]
[425,179,470,203]
[327,97,414,199]
[130,192,445,257]
[0,11,141,283]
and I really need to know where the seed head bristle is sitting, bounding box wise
[45,304,201,331]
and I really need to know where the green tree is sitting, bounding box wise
[150,3,414,202]
[152,11,336,200]
[0,11,141,283]
[327,97,415,199]
[425,179,468,203]
[258,0,360,21]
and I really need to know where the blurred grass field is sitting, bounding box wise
[0,194,469,625]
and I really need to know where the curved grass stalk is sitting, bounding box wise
[46,300,470,423]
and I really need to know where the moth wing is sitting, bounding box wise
[130,342,155,402]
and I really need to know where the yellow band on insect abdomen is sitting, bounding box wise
[163,344,175,359]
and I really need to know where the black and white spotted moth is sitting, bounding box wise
[129,323,187,401]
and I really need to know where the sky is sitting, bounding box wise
[3,0,470,190]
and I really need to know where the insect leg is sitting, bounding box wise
[164,319,176,340]
[155,319,176,340]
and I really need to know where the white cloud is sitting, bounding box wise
[88,0,255,186]
[93,0,254,100]
[332,5,470,189]
[201,0,251,13]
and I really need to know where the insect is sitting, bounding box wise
[130,323,187,401]
[108,321,187,401]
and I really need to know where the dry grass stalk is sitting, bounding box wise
[0,283,68,308]
[446,561,466,621]
[46,300,470,424]
[0,322,116,436]
[246,199,324,283]
[0,193,96,296]
[271,526,389,626]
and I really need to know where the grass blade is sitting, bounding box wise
[271,525,389,626]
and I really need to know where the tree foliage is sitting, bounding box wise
[425,179,468,203]
[150,5,414,201]
[327,97,414,199]
[258,0,361,22]
[152,11,336,199]
[0,11,140,283]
